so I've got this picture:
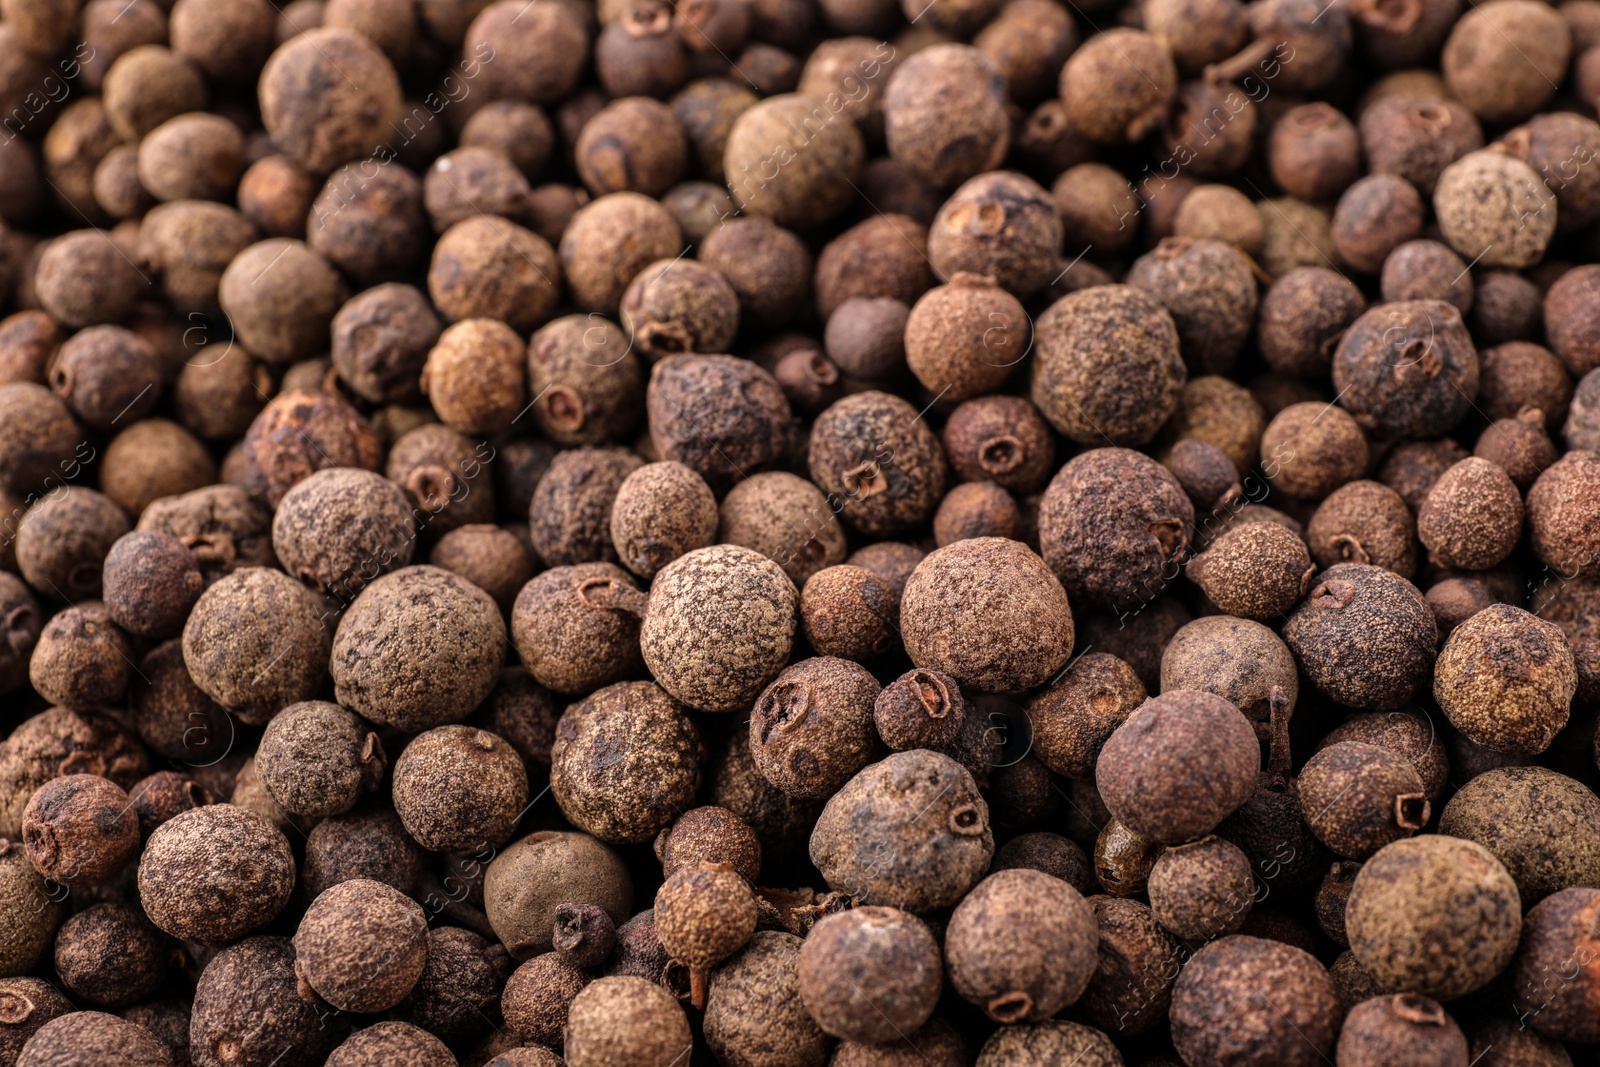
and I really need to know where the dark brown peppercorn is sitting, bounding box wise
[1427,577,1495,638]
[1167,439,1242,513]
[0,978,72,1065]
[427,217,560,335]
[814,215,931,323]
[1285,564,1437,709]
[138,804,295,946]
[654,862,757,1006]
[241,391,381,508]
[1439,766,1600,907]
[1096,689,1259,844]
[1381,240,1473,313]
[424,147,530,233]
[182,566,331,724]
[27,604,131,711]
[942,396,1055,495]
[1333,300,1479,439]
[1509,887,1600,1043]
[17,488,129,602]
[1435,150,1557,270]
[567,974,692,1067]
[0,838,67,977]
[751,657,881,800]
[927,172,1061,300]
[558,193,682,317]
[101,531,203,640]
[527,447,643,568]
[1527,451,1600,579]
[1359,96,1482,196]
[1442,0,1568,126]
[620,259,739,363]
[723,93,865,229]
[649,355,790,494]
[525,315,646,446]
[1060,29,1176,145]
[702,218,813,328]
[53,903,167,1008]
[294,879,428,1013]
[656,806,762,884]
[1377,437,1468,514]
[551,903,617,971]
[0,708,149,841]
[1257,268,1366,379]
[1163,77,1257,178]
[486,831,632,962]
[1187,521,1314,619]
[875,667,969,753]
[704,930,831,1067]
[1269,102,1361,202]
[257,701,385,819]
[1170,936,1340,1067]
[1478,408,1557,490]
[1038,447,1195,612]
[1346,835,1521,1000]
[192,935,348,1067]
[1332,175,1425,274]
[1434,604,1576,755]
[1298,742,1430,860]
[502,951,588,1048]
[1339,995,1469,1067]
[128,771,211,838]
[1317,708,1450,805]
[21,774,139,886]
[46,327,161,434]
[551,681,703,844]
[510,563,645,695]
[808,390,948,539]
[14,1012,174,1067]
[800,565,896,661]
[575,98,686,199]
[594,2,688,99]
[1464,1018,1569,1067]
[429,524,533,613]
[906,275,1028,402]
[33,231,146,330]
[1026,652,1145,780]
[1261,400,1369,501]
[301,805,425,901]
[324,1022,455,1067]
[1416,458,1523,570]
[883,45,1009,188]
[1148,835,1255,940]
[797,906,940,1043]
[1306,480,1418,579]
[257,28,401,174]
[271,467,415,597]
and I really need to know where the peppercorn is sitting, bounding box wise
[1038,447,1194,612]
[302,806,423,902]
[323,1022,457,1067]
[0,707,150,842]
[428,524,528,612]
[619,259,740,364]
[0,572,38,697]
[748,657,879,801]
[1509,887,1600,1043]
[28,607,129,714]
[1565,369,1600,454]
[1164,77,1258,178]
[181,566,331,723]
[255,701,385,820]
[571,98,687,200]
[133,484,274,588]
[127,770,210,839]
[1254,197,1338,279]
[814,215,932,323]
[1187,521,1314,619]
[878,669,973,759]
[306,162,429,284]
[1019,652,1140,779]
[1168,184,1261,257]
[502,951,588,1048]
[1380,240,1473,315]
[881,44,1009,188]
[97,531,200,641]
[1268,102,1361,202]
[648,355,791,494]
[800,565,896,661]
[456,103,554,187]
[542,904,617,975]
[292,879,428,1013]
[0,977,72,1066]
[1465,1018,1570,1067]
[1415,458,1523,571]
[1296,741,1430,860]
[655,808,762,888]
[1437,766,1600,910]
[1346,835,1522,1000]
[192,935,350,1067]
[721,92,865,229]
[270,467,416,599]
[820,300,905,384]
[1306,480,1418,578]
[1426,577,1494,637]
[50,903,166,1009]
[592,1,687,98]
[925,174,1061,301]
[1317,708,1450,805]
[1170,936,1340,1067]
[13,1012,175,1067]
[331,565,506,732]
[1091,813,1163,898]
[1031,285,1187,447]
[18,774,136,887]
[708,735,823,863]
[1335,994,1468,1067]
[123,654,222,782]
[653,863,757,1007]
[1465,272,1540,349]
[1331,175,1425,275]
[1059,29,1176,145]
[938,398,1053,498]
[1129,244,1261,374]
[1286,563,1438,710]
[255,27,402,174]
[423,147,530,233]
[137,804,295,946]
[1442,0,1568,125]
[1333,300,1479,440]
[1164,376,1269,480]
[903,274,1026,402]
[706,930,833,1067]
[464,0,589,103]
[1434,604,1576,755]
[811,749,992,909]
[1374,438,1464,515]
[426,215,560,335]
[701,218,813,328]
[1073,896,1181,1035]
[795,906,940,1043]
[509,563,644,696]
[1528,452,1600,585]
[1147,835,1255,940]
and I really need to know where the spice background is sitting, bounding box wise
[1,0,1599,1065]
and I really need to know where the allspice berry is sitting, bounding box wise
[1297,742,1430,860]
[257,701,384,819]
[927,171,1062,299]
[324,1022,456,1067]
[1147,836,1256,941]
[1509,887,1600,1044]
[750,657,882,800]
[724,94,865,228]
[1059,29,1177,144]
[13,1012,174,1067]
[394,725,529,852]
[703,931,832,1067]
[797,907,942,1043]
[529,447,645,568]
[258,28,403,174]
[526,314,646,448]
[1283,564,1438,710]
[654,862,758,1007]
[946,868,1099,1023]
[294,879,428,1013]
[420,319,527,438]
[942,395,1055,495]
[811,750,993,911]
[1442,0,1569,125]
[875,667,970,753]
[271,466,416,597]
[1335,994,1467,1067]
[1187,521,1314,619]
[28,605,133,712]
[1434,605,1576,755]
[485,831,633,961]
[564,976,691,1067]
[552,903,617,971]
[1434,149,1557,269]
[1027,652,1146,779]
[648,355,791,493]
[0,978,72,1064]
[974,1021,1124,1067]
[21,774,140,886]
[551,681,704,844]
[1096,689,1260,844]
[1439,766,1600,907]
[137,804,296,946]
[1258,267,1367,379]
[901,538,1074,693]
[1127,237,1259,375]
[718,471,847,589]
[1526,450,1600,579]
[655,806,762,884]
[511,563,646,695]
[884,45,1010,188]
[1346,835,1522,1000]
[1031,285,1186,447]
[1332,301,1479,439]
[641,544,798,713]
[1416,458,1523,570]
[1306,480,1418,578]
[905,274,1027,402]
[800,565,896,661]
[808,390,948,539]
[1170,936,1340,1067]
[240,390,381,508]
[101,531,204,640]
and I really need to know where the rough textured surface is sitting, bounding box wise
[0,839,68,978]
[136,805,295,946]
[257,701,385,819]
[510,563,646,696]
[640,545,798,713]
[946,868,1098,1023]
[901,538,1073,693]
[1261,401,1369,501]
[484,832,633,960]
[1160,617,1296,737]
[811,751,993,911]
[1526,450,1600,579]
[1170,937,1340,1067]
[1333,300,1480,439]
[1078,895,1182,1036]
[393,725,528,852]
[502,951,587,1048]
[1027,653,1145,779]
[1434,605,1576,755]
[1316,709,1450,805]
[14,1012,173,1067]
[324,1023,456,1067]
[1417,458,1523,571]
[1306,480,1417,578]
[0,708,149,841]
[551,681,704,844]
[565,976,691,1067]
[750,658,880,800]
[718,472,848,589]
[1284,564,1438,710]
[21,773,140,886]
[1439,767,1600,905]
[797,906,940,1043]
[527,447,644,568]
[703,931,830,1067]
[1345,836,1522,1000]
[0,978,72,1066]
[1336,994,1467,1067]
[330,566,507,732]
[240,391,381,509]
[610,462,717,579]
[294,880,429,1014]
[808,390,948,539]
[1148,836,1255,940]
[1186,521,1314,620]
[974,1021,1123,1067]
[648,355,791,493]
[1297,742,1429,860]
[1509,887,1600,1043]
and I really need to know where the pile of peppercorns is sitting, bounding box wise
[2,0,1600,1064]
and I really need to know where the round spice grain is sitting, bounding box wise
[1434,605,1576,755]
[703,930,831,1067]
[510,563,646,695]
[1284,564,1437,710]
[750,657,881,800]
[807,390,948,539]
[14,1012,174,1067]
[255,701,384,819]
[801,564,896,661]
[884,45,1010,188]
[392,725,528,853]
[294,879,428,1013]
[565,975,691,1067]
[137,804,295,946]
[649,355,791,494]
[1170,936,1340,1067]
[484,831,633,960]
[21,774,139,887]
[1439,766,1600,906]
[1186,521,1314,619]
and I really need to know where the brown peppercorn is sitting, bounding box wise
[823,299,907,383]
[32,231,146,331]
[800,565,895,661]
[464,0,589,103]
[0,837,67,978]
[1469,270,1541,347]
[1094,812,1159,894]
[814,215,931,323]
[905,274,1027,402]
[551,681,703,844]
[1381,240,1473,313]
[100,45,205,145]
[620,259,739,363]
[502,952,588,1048]
[868,669,963,754]
[550,903,617,971]
[182,566,331,723]
[128,771,211,839]
[237,155,317,240]
[1545,266,1600,379]
[293,879,427,1013]
[138,201,260,318]
[309,161,429,285]
[1317,708,1450,806]
[1510,887,1600,1043]
[331,565,507,732]
[1148,835,1255,940]
[1334,300,1479,439]
[13,1012,173,1067]
[459,101,556,186]
[21,774,139,886]
[991,832,1093,894]
[0,572,40,696]
[1285,563,1437,709]
[219,240,345,367]
[1260,400,1369,500]
[271,467,416,597]
[607,460,718,581]
[648,355,791,493]
[1096,689,1259,844]
[1442,0,1568,125]
[136,113,245,204]
[1171,184,1264,256]
[1377,437,1468,514]
[53,903,167,1008]
[1051,164,1138,254]
[1439,767,1600,907]
[594,2,688,98]
[1416,458,1523,570]
[705,931,832,1067]
[1475,409,1556,491]
[301,805,425,901]
[1060,29,1176,144]
[1269,102,1361,202]
[44,325,161,434]
[525,315,645,448]
[883,45,1009,188]
[1163,77,1258,178]
[811,749,992,910]
[1427,577,1495,638]
[1315,860,1361,946]
[137,804,295,946]
[1332,175,1425,274]
[427,216,560,334]
[750,657,881,800]
[418,319,527,439]
[1306,480,1418,578]
[1435,605,1576,755]
[1075,896,1182,1035]
[511,563,645,695]
[1187,521,1314,619]
[655,808,761,887]
[1298,741,1430,860]
[0,311,62,386]
[654,862,758,1006]
[796,906,940,1043]
[942,396,1055,496]
[257,702,384,819]
[257,28,402,174]
[1528,451,1600,580]
[566,975,691,1067]
[946,868,1098,1024]
[324,1022,455,1067]
[1170,936,1340,1067]
[16,488,129,601]
[528,447,644,568]
[135,483,277,588]
[1359,96,1482,197]
[0,977,72,1065]
[1162,375,1268,478]
[191,935,349,1067]
[1435,151,1557,272]
[26,604,129,713]
[574,98,687,199]
[702,218,813,328]
[662,182,737,245]
[927,172,1061,299]
[723,93,865,229]
[1347,835,1522,1000]
[900,538,1072,692]
[807,390,947,538]
[424,147,531,233]
[1464,1017,1570,1067]
[975,1020,1126,1066]
[1038,447,1194,612]
[1024,652,1144,779]
[1168,439,1243,513]
[1030,285,1187,446]
[1256,268,1365,380]
[429,524,531,612]
[101,531,203,640]
[0,707,150,841]
[100,419,219,521]
[486,832,633,963]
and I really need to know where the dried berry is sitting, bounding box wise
[718,471,848,589]
[656,807,762,884]
[21,774,139,886]
[751,657,881,800]
[53,903,167,1008]
[1332,300,1479,439]
[649,355,791,493]
[1284,564,1438,709]
[800,565,896,661]
[241,391,381,508]
[1345,835,1522,1000]
[1509,887,1600,1043]
[928,172,1062,299]
[1416,458,1523,570]
[182,566,331,724]
[946,868,1098,1023]
[808,391,948,539]
[1439,767,1600,907]
[1187,521,1313,619]
[724,93,865,228]
[528,447,644,567]
[654,863,757,1006]
[1257,268,1366,379]
[1169,936,1340,1067]
[1298,742,1430,860]
[526,314,646,448]
[293,879,428,1013]
[1526,451,1600,579]
[1478,408,1558,490]
[510,563,646,696]
[1059,29,1176,145]
[502,952,588,1047]
[701,217,813,328]
[1434,605,1576,755]
[1306,480,1418,578]
[905,274,1027,402]
[884,45,1010,187]
[101,531,203,640]
[301,805,426,901]
[324,1022,455,1067]
[393,725,528,853]
[28,605,132,712]
[14,1012,174,1067]
[137,804,295,946]
[1148,835,1255,940]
